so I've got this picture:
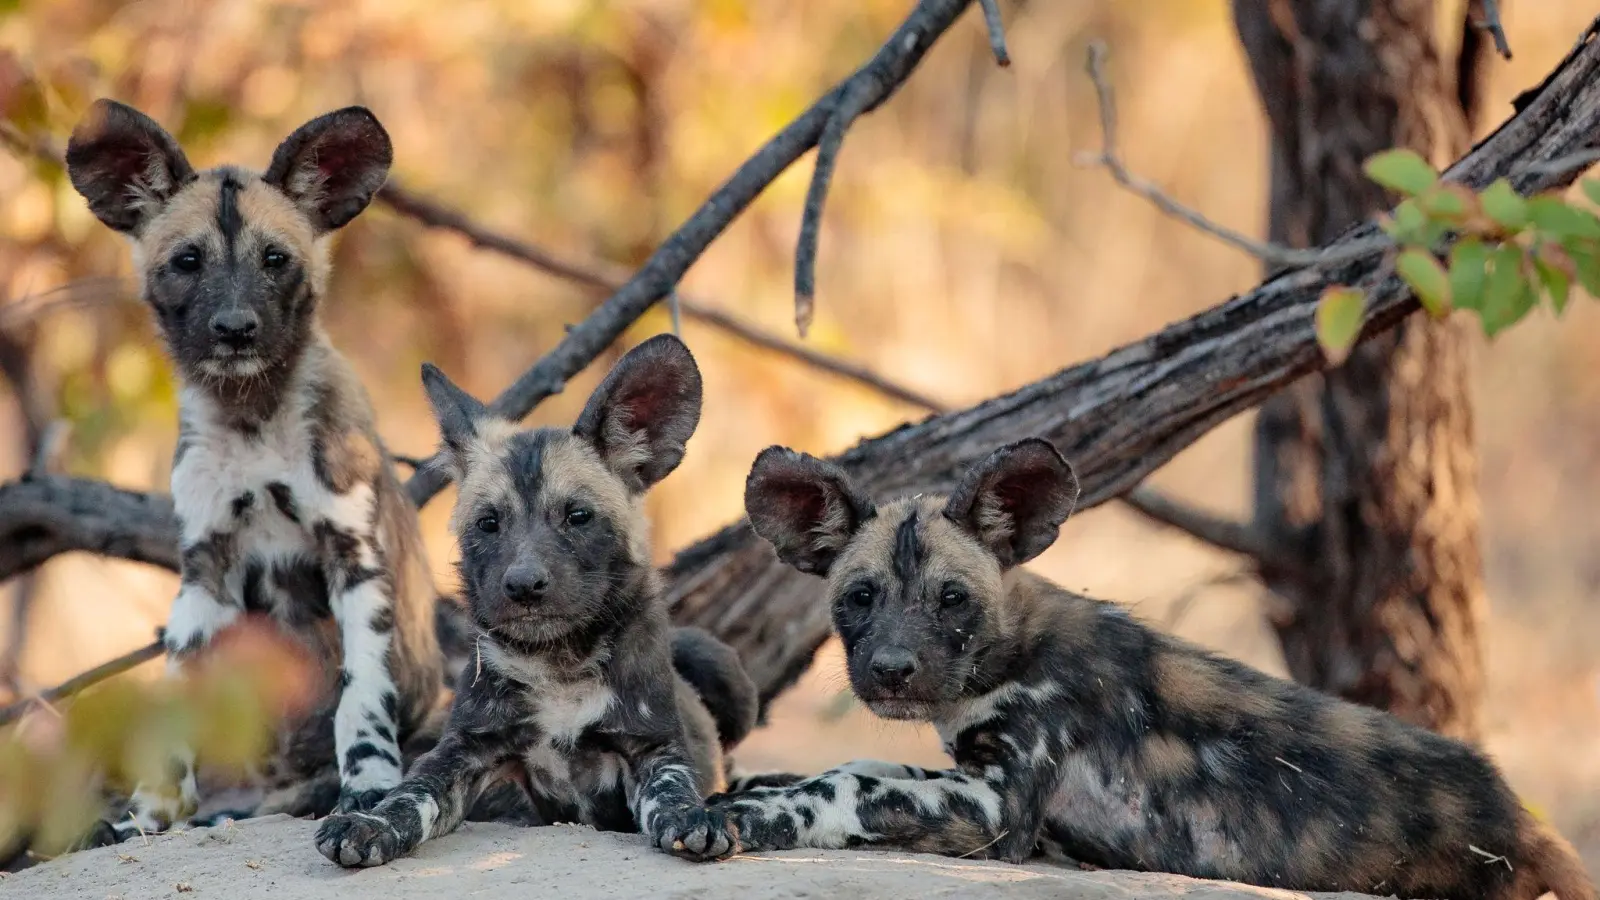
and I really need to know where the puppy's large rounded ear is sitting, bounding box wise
[573,334,702,493]
[420,363,488,464]
[942,439,1079,569]
[745,447,875,577]
[264,107,392,233]
[65,99,196,234]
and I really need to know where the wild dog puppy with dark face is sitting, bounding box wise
[710,439,1597,900]
[314,335,759,867]
[64,100,442,840]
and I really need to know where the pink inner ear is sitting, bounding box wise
[315,144,362,183]
[772,481,829,527]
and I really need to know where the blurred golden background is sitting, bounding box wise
[1,0,1596,874]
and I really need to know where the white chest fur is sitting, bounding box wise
[172,389,374,581]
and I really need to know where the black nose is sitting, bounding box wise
[869,647,918,689]
[502,567,549,604]
[210,308,259,347]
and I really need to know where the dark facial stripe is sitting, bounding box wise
[892,509,924,584]
[505,430,555,500]
[217,174,243,252]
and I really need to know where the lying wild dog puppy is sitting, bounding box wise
[315,334,758,867]
[706,438,1597,900]
[64,100,443,839]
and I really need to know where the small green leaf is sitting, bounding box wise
[1535,255,1572,315]
[1582,180,1600,209]
[1385,198,1429,245]
[1449,239,1489,311]
[1316,286,1365,366]
[1527,196,1600,240]
[1479,179,1528,232]
[1567,237,1600,298]
[1364,149,1438,197]
[1396,248,1451,316]
[1479,246,1536,337]
[1419,185,1470,220]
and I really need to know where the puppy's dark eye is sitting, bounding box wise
[846,586,875,608]
[940,586,968,608]
[171,249,202,273]
[476,514,499,534]
[565,507,593,527]
[262,248,289,269]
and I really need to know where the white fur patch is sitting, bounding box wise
[333,578,400,792]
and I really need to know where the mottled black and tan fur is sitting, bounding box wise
[715,438,1596,900]
[64,100,442,840]
[314,335,758,867]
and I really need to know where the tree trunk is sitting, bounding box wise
[1233,0,1489,741]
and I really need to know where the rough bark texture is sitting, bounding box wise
[1234,0,1488,740]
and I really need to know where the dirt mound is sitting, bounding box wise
[3,814,1387,900]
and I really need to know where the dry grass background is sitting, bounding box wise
[1,0,1596,875]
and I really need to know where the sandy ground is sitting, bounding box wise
[1,814,1382,900]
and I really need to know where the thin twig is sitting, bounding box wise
[956,828,1010,859]
[26,421,71,481]
[977,0,1010,67]
[1161,568,1254,630]
[1122,486,1298,572]
[375,176,939,409]
[1077,42,1390,269]
[1477,0,1512,60]
[0,639,163,727]
[795,79,877,337]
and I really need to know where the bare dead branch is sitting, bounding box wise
[977,0,1010,67]
[1476,0,1512,60]
[0,638,163,727]
[404,0,983,507]
[1121,486,1296,572]
[376,183,930,408]
[1077,42,1390,269]
[1162,568,1255,630]
[25,422,70,481]
[795,79,875,338]
[0,477,180,581]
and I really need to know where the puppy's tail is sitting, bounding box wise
[1515,807,1597,900]
[670,626,759,750]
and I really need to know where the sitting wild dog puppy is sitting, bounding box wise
[314,334,758,867]
[712,439,1597,900]
[64,100,442,839]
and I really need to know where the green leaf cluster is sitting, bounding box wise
[1315,150,1600,362]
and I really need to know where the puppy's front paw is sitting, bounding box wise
[315,812,402,868]
[651,805,738,861]
[336,787,390,814]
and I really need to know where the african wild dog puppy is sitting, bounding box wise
[314,334,759,867]
[64,100,442,840]
[709,438,1598,900]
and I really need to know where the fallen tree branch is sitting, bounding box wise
[0,637,163,727]
[402,0,983,508]
[0,476,179,579]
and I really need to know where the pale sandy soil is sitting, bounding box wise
[1,815,1381,900]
